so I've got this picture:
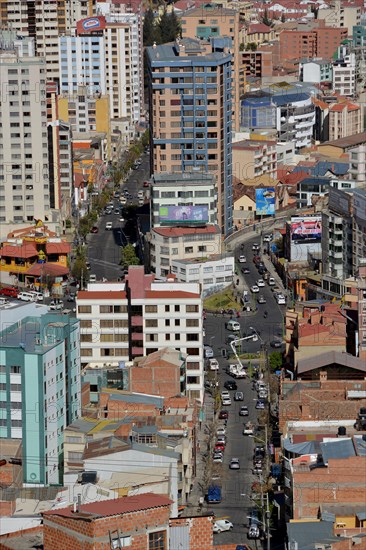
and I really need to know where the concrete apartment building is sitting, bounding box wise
[328,101,362,141]
[150,172,218,228]
[76,266,204,401]
[332,51,356,96]
[58,88,110,134]
[232,139,277,181]
[0,302,80,486]
[180,5,240,131]
[279,26,348,61]
[299,59,333,84]
[353,190,366,274]
[317,132,366,184]
[0,0,70,81]
[239,50,273,92]
[357,258,366,361]
[0,37,52,228]
[171,255,235,294]
[147,38,233,234]
[150,225,222,278]
[60,14,143,125]
[317,0,362,31]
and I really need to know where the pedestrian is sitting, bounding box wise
[236,278,239,286]
[221,308,224,317]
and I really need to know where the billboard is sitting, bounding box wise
[290,216,322,242]
[76,16,106,34]
[255,188,275,216]
[159,205,209,224]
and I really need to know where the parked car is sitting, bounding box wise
[255,400,265,410]
[243,422,254,435]
[258,389,268,400]
[213,520,233,533]
[213,453,224,463]
[257,295,266,304]
[216,435,226,446]
[241,267,250,274]
[263,234,273,242]
[270,339,283,350]
[252,243,260,251]
[0,286,19,298]
[239,406,249,416]
[229,458,240,470]
[90,226,99,233]
[257,279,265,287]
[234,391,244,401]
[222,397,232,406]
[143,180,150,187]
[204,346,214,358]
[248,525,260,539]
[251,285,259,293]
[268,277,276,286]
[67,293,76,302]
[49,300,63,311]
[238,255,246,263]
[214,443,225,453]
[276,294,286,305]
[216,426,226,436]
[219,410,229,420]
[224,380,237,391]
[209,358,219,371]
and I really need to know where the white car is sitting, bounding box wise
[213,453,224,463]
[216,426,226,436]
[209,358,219,371]
[263,234,273,242]
[257,279,265,287]
[276,294,286,305]
[213,520,233,533]
[226,320,241,332]
[229,458,240,469]
[137,190,144,198]
[49,301,63,311]
[222,397,232,406]
[243,422,254,435]
[252,243,260,251]
[268,277,276,286]
[251,285,259,293]
[105,222,113,230]
[239,255,246,263]
[221,390,230,400]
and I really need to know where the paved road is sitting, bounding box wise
[202,235,285,547]
[86,153,150,281]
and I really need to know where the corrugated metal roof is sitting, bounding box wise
[43,493,172,519]
[320,438,356,463]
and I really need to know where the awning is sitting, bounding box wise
[1,243,38,259]
[45,242,71,255]
[25,263,69,277]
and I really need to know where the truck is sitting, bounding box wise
[207,485,222,504]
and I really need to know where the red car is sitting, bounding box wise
[214,443,225,453]
[218,410,229,420]
[90,226,99,234]
[143,181,150,188]
[0,287,19,298]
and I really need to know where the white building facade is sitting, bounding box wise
[171,255,235,296]
[76,268,204,401]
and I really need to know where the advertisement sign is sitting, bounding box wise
[290,216,322,242]
[76,16,106,34]
[159,205,209,224]
[255,188,275,216]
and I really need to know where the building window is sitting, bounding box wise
[78,305,91,314]
[100,305,113,313]
[146,319,158,328]
[145,305,158,313]
[165,305,170,312]
[149,531,167,550]
[186,305,199,313]
[80,320,92,328]
[81,349,93,357]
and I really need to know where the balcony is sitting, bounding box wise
[132,346,144,356]
[131,332,143,341]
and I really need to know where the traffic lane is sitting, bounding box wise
[87,217,124,280]
[212,379,261,544]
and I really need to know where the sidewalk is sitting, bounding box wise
[184,393,215,514]
[261,254,287,297]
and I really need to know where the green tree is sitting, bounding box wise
[71,257,88,284]
[158,10,181,44]
[269,351,283,371]
[121,244,140,268]
[245,42,257,51]
[143,8,158,46]
[262,8,272,27]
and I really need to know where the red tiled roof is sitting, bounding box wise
[42,494,172,519]
[329,102,360,112]
[0,243,38,259]
[77,291,126,300]
[153,225,219,237]
[25,263,69,277]
[46,242,71,255]
[145,290,200,299]
[248,24,272,34]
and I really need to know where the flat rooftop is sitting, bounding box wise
[151,173,215,186]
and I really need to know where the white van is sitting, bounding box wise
[89,274,97,283]
[28,291,44,301]
[226,320,241,332]
[18,291,36,302]
[276,294,286,305]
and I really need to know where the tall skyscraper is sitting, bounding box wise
[147,38,233,234]
[0,34,51,228]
